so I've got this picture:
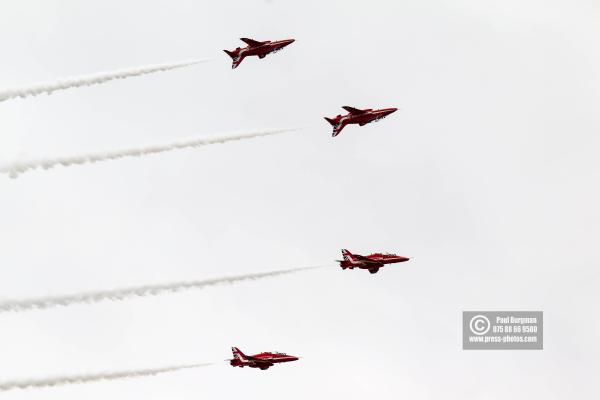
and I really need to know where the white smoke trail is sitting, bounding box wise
[0,363,211,392]
[0,266,324,313]
[0,59,208,103]
[0,127,299,178]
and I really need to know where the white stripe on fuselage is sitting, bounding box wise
[340,113,389,129]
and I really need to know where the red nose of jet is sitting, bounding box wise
[383,107,398,116]
[281,39,295,47]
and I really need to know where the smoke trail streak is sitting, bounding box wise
[0,127,299,178]
[0,59,208,103]
[0,363,211,392]
[0,266,324,313]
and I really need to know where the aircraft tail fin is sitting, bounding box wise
[223,50,243,69]
[341,249,354,261]
[324,117,343,137]
[232,347,247,361]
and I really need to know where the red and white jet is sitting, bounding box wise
[223,38,295,69]
[337,249,410,274]
[324,106,398,137]
[228,347,299,370]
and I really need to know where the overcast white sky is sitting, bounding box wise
[0,0,599,399]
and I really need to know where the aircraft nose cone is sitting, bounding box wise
[386,108,398,115]
[282,39,295,46]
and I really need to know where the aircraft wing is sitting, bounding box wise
[354,254,383,264]
[252,360,274,367]
[246,355,273,363]
[240,38,266,47]
[342,106,366,115]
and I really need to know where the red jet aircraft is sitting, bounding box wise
[337,249,409,274]
[228,347,299,370]
[324,106,398,137]
[223,38,295,69]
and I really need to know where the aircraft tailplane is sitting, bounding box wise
[223,49,236,59]
[324,117,337,127]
